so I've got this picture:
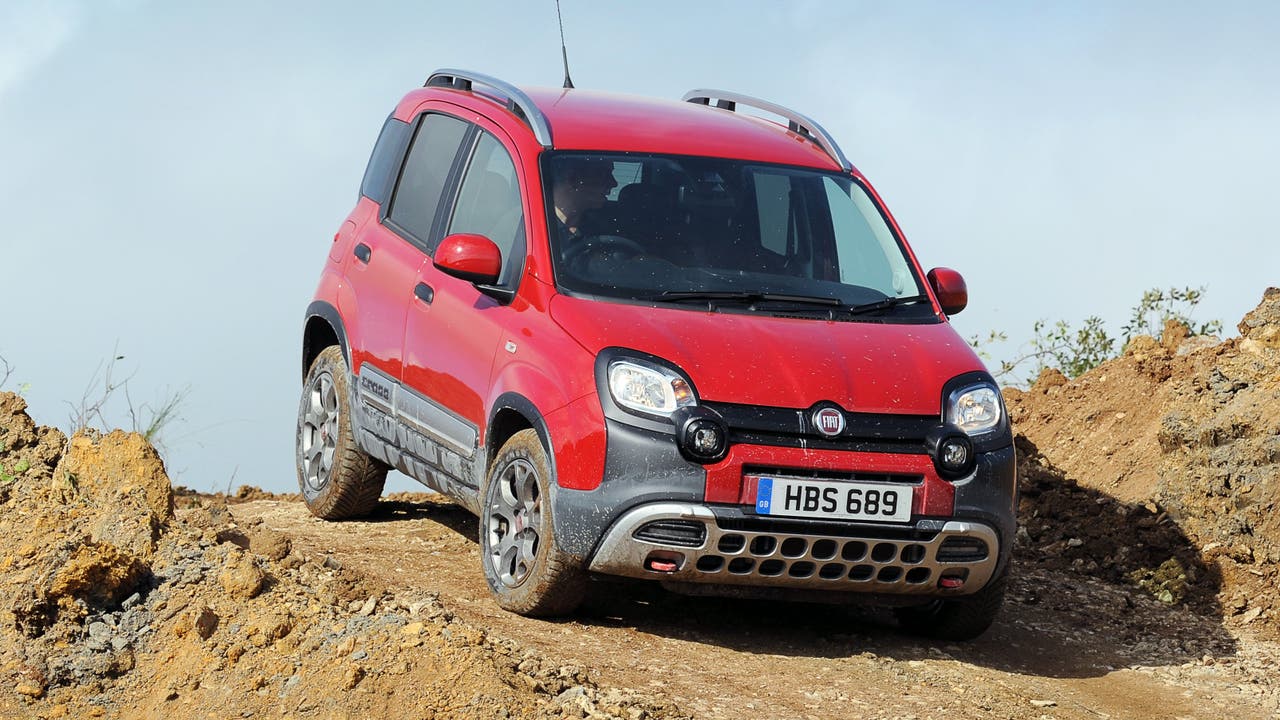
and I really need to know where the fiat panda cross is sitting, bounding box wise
[298,69,1016,640]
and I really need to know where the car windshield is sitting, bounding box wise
[543,152,931,318]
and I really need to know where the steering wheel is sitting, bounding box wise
[562,234,648,270]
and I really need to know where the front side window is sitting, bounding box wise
[448,132,525,286]
[542,152,929,320]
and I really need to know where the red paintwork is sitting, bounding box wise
[338,210,425,383]
[548,295,982,415]
[433,233,502,283]
[541,393,608,490]
[315,80,984,518]
[927,267,969,316]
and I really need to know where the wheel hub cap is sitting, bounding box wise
[300,371,339,493]
[486,457,541,588]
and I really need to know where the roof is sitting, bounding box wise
[410,71,851,172]
[520,87,845,171]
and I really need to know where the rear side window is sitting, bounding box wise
[448,132,525,286]
[359,117,411,205]
[388,113,469,248]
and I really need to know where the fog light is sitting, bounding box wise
[690,422,722,454]
[940,439,969,470]
[924,425,976,480]
[671,407,730,463]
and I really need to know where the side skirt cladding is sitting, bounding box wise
[351,364,483,514]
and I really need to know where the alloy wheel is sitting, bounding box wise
[300,371,339,493]
[486,458,542,587]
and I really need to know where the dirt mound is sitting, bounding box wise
[0,393,685,719]
[1007,288,1280,633]
[229,485,301,503]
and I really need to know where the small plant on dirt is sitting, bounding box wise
[0,459,27,485]
[972,316,1115,382]
[973,286,1223,386]
[1129,558,1189,605]
[65,346,188,454]
[125,384,190,452]
[1121,286,1222,345]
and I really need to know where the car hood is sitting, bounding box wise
[548,296,986,415]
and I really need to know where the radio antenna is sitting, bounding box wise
[556,0,575,89]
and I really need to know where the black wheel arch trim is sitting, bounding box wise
[303,301,349,379]
[487,392,556,482]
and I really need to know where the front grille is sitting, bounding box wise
[728,431,926,454]
[743,468,923,485]
[589,503,1001,597]
[703,401,937,455]
[633,519,706,548]
[695,532,938,588]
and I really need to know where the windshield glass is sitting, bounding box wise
[543,152,930,317]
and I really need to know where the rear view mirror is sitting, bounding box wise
[434,233,502,285]
[926,267,968,315]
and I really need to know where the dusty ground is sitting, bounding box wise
[230,495,1280,720]
[2,288,1279,719]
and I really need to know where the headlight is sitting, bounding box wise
[946,384,1002,435]
[607,360,695,416]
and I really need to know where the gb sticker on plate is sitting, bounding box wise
[755,477,774,514]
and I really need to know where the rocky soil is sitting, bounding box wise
[1,288,1279,719]
[0,395,682,719]
[1006,287,1280,635]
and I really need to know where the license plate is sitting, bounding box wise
[754,476,912,523]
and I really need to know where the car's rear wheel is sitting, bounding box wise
[894,565,1008,641]
[480,429,586,616]
[296,345,386,519]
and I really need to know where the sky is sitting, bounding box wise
[1,1,1277,494]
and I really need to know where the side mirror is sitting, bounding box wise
[434,233,502,285]
[926,267,968,315]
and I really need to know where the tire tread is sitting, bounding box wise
[481,429,586,617]
[296,346,387,520]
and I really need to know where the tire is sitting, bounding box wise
[895,566,1009,641]
[480,429,586,616]
[295,345,386,520]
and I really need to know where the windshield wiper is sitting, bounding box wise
[653,290,843,308]
[844,294,928,316]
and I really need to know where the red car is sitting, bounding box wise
[298,69,1015,639]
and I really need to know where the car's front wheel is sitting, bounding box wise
[480,429,586,616]
[295,345,387,519]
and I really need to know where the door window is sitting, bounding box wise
[387,113,470,249]
[448,132,526,286]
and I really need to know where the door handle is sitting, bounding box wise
[353,243,372,264]
[414,283,434,304]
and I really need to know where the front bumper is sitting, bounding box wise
[552,419,1018,597]
[587,502,1000,596]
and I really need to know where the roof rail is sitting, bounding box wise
[425,69,553,148]
[682,89,851,172]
